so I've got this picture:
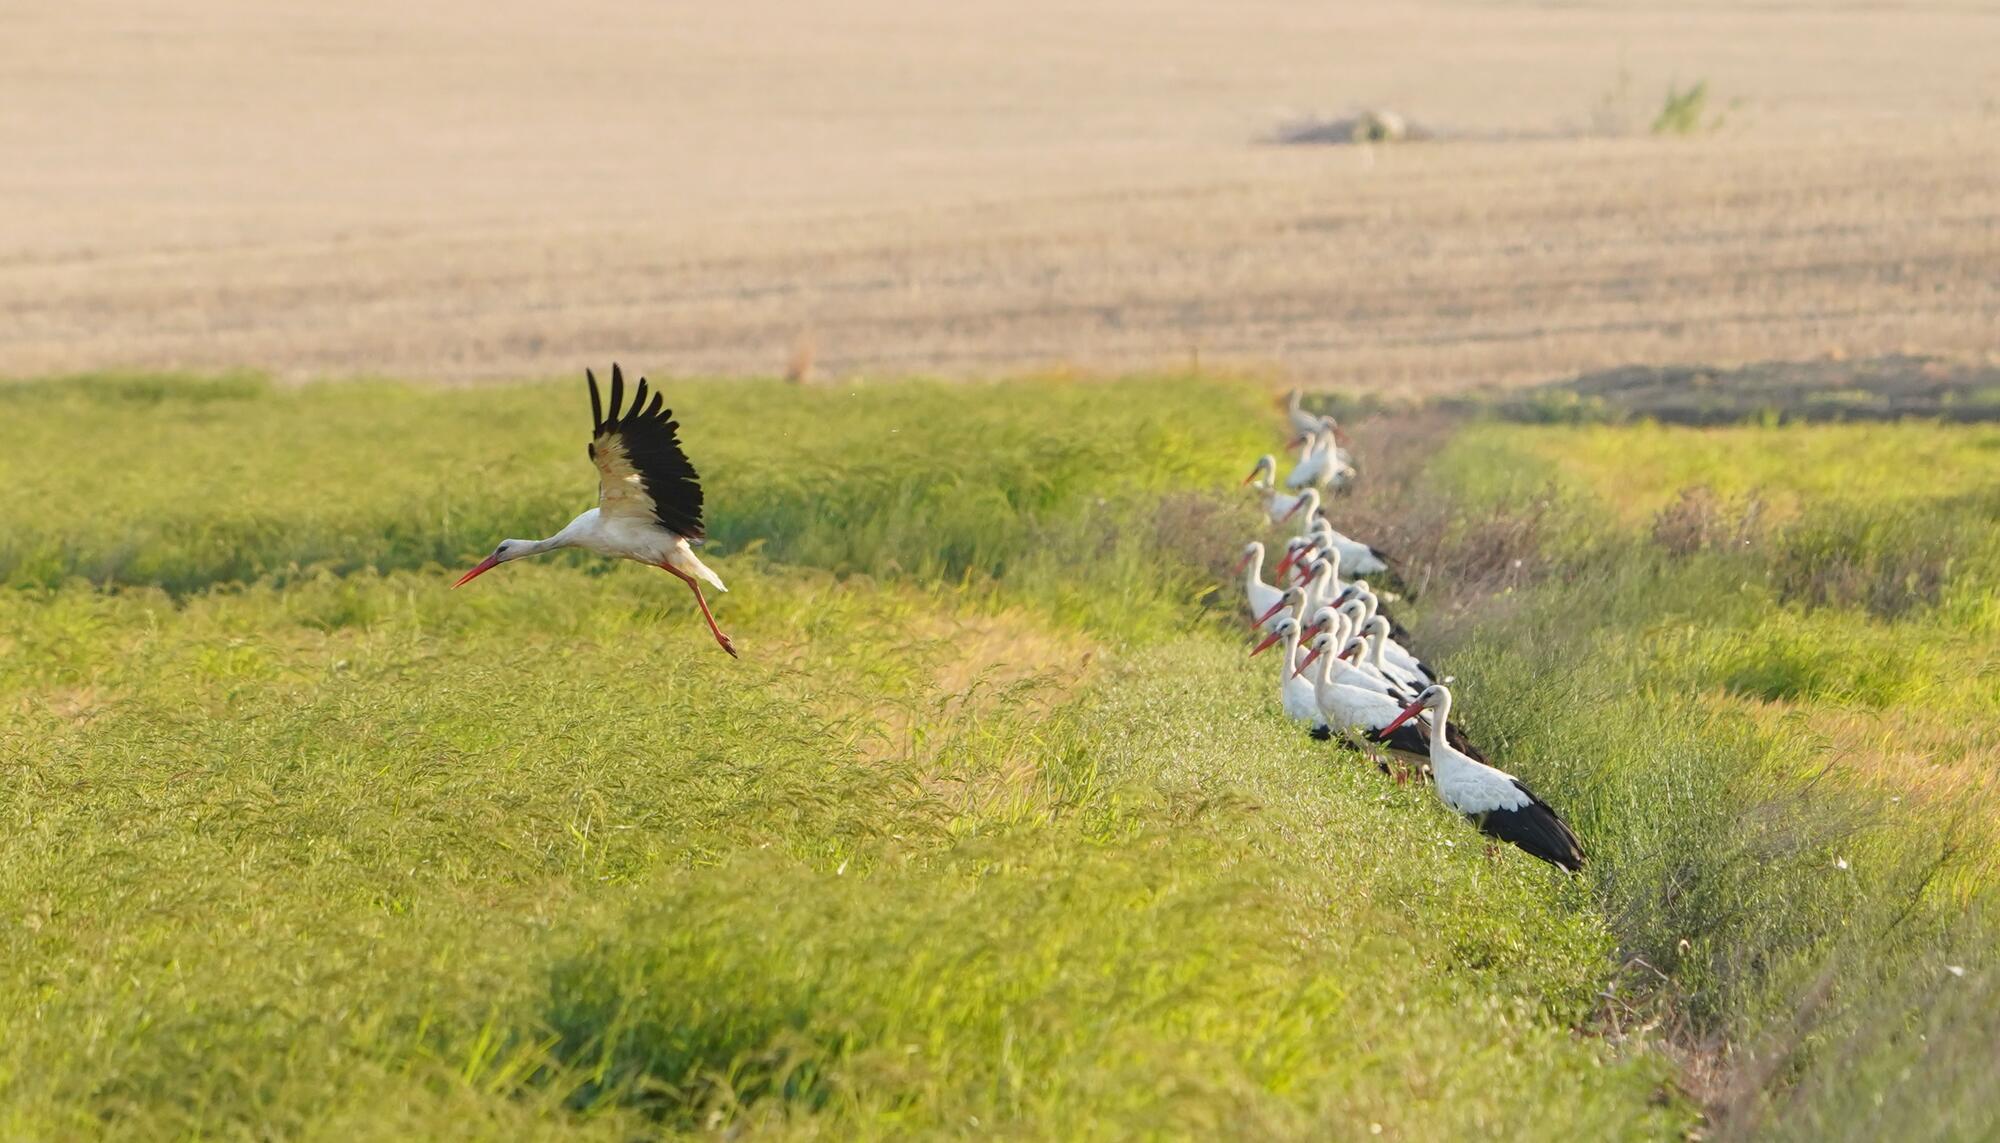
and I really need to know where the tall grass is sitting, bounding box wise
[0,375,1690,1138]
[1348,419,2000,1138]
[5,376,1993,1137]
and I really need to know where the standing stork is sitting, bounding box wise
[1250,615,1332,739]
[1236,541,1289,630]
[1294,631,1486,765]
[1283,389,1325,441]
[1378,686,1585,872]
[1242,455,1312,525]
[452,365,738,658]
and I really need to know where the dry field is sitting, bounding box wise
[4,0,1998,387]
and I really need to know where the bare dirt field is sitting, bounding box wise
[3,0,1997,388]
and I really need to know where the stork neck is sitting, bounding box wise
[1427,691,1453,764]
[1294,490,1321,532]
[1243,544,1265,588]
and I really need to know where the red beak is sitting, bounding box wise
[1249,628,1284,657]
[452,554,501,589]
[1300,620,1325,642]
[1252,598,1290,626]
[1292,645,1322,679]
[1279,497,1305,523]
[1340,642,1363,662]
[1379,695,1426,737]
[1235,552,1252,573]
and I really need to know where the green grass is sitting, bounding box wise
[4,376,1995,1138]
[1376,419,2000,1138]
[0,375,1689,1139]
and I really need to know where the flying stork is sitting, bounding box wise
[1378,685,1585,872]
[452,365,738,658]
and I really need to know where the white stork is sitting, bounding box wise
[1291,630,1432,778]
[453,365,737,658]
[1294,631,1485,767]
[1249,615,1332,739]
[1283,389,1325,441]
[1242,456,1313,525]
[1251,583,1314,632]
[1285,426,1356,493]
[1299,609,1413,703]
[1282,430,1341,491]
[1302,509,1392,579]
[1283,391,1354,464]
[1379,686,1586,872]
[1236,541,1287,628]
[1331,584,1435,684]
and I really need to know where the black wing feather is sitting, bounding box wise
[1475,783,1585,872]
[587,364,707,541]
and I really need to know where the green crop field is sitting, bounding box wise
[2,375,1994,1139]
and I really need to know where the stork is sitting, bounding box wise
[1379,686,1585,872]
[1242,456,1312,525]
[1249,616,1332,739]
[1294,631,1485,766]
[1251,582,1312,633]
[1236,541,1286,628]
[1283,430,1342,490]
[1332,584,1432,680]
[1291,630,1433,779]
[1299,507,1392,579]
[1299,608,1413,703]
[452,365,737,658]
[1283,389,1326,441]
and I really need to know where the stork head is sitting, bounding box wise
[1292,629,1334,678]
[452,539,534,588]
[1242,454,1277,486]
[1301,604,1339,643]
[1249,615,1299,657]
[1234,540,1264,574]
[1253,585,1305,628]
[1379,684,1450,736]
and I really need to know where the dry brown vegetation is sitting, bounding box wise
[5,0,1996,387]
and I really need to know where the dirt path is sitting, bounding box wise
[5,0,1997,387]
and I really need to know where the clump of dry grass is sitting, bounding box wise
[785,328,817,385]
[1651,486,1766,557]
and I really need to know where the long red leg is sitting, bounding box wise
[659,564,738,658]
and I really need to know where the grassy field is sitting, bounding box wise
[4,375,1995,1138]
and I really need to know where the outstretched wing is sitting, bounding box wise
[586,364,705,541]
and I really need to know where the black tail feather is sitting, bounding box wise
[1475,795,1585,872]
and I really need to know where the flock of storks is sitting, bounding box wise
[452,367,1583,871]
[1236,391,1586,872]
